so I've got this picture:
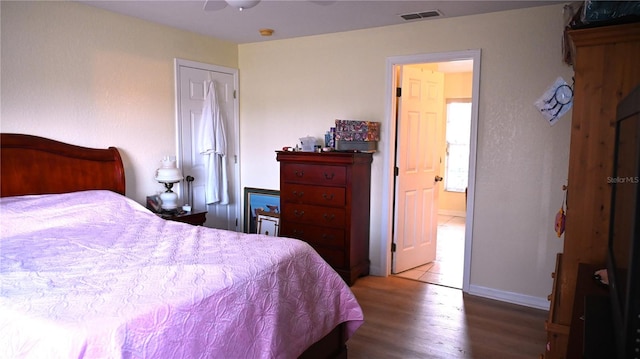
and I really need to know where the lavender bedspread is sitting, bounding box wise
[0,190,363,358]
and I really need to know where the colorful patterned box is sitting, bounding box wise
[334,120,380,142]
[334,120,380,151]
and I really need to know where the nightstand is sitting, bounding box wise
[158,211,207,226]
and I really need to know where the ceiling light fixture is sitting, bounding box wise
[259,28,274,37]
[226,0,260,11]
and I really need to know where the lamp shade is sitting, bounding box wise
[155,157,183,183]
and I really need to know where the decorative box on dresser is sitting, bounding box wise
[543,22,640,359]
[276,151,373,286]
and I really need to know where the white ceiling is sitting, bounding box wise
[78,0,565,44]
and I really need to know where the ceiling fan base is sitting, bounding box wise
[204,0,260,11]
[226,0,260,10]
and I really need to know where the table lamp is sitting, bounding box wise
[155,157,183,211]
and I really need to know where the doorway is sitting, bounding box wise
[395,94,471,289]
[380,50,480,293]
[395,214,466,288]
[174,59,241,231]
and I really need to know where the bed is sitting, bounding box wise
[0,133,364,358]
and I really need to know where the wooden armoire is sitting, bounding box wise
[543,22,640,358]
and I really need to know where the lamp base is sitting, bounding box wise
[160,191,179,211]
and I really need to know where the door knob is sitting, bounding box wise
[435,175,443,182]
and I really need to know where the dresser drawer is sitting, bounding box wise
[281,163,346,186]
[282,203,345,228]
[281,223,345,247]
[280,184,346,206]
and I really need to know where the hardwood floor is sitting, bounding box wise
[347,276,546,358]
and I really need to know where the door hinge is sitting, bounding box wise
[394,167,399,176]
[396,87,401,97]
[233,90,237,99]
[234,155,238,164]
[235,218,238,227]
[391,242,396,252]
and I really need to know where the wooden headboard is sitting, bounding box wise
[1,133,126,197]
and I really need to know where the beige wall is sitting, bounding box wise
[2,1,572,307]
[239,4,572,306]
[1,1,238,203]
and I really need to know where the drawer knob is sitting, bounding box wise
[295,170,304,177]
[323,213,335,221]
[293,190,304,198]
[294,210,305,217]
[322,233,335,240]
[324,172,335,180]
[322,193,334,201]
[293,229,304,235]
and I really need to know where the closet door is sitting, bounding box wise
[175,59,240,230]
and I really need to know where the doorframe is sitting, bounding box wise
[173,58,241,229]
[379,50,481,293]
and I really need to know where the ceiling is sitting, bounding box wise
[78,0,566,44]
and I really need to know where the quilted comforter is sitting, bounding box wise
[0,190,363,358]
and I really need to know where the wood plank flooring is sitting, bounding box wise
[347,276,547,359]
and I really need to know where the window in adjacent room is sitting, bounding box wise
[444,100,471,192]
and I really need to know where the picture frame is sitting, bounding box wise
[146,195,162,213]
[243,187,280,234]
[256,209,280,236]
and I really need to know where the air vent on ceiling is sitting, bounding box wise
[400,10,442,21]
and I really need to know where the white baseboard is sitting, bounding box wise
[369,265,384,277]
[468,284,550,311]
[438,209,466,218]
[366,273,549,310]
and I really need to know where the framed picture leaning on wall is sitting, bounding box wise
[243,187,280,234]
[256,209,280,236]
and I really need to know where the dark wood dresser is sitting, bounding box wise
[276,151,373,285]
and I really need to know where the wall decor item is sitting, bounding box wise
[255,209,280,236]
[146,195,162,213]
[243,187,280,234]
[534,77,574,126]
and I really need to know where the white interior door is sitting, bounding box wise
[392,64,444,273]
[175,59,240,230]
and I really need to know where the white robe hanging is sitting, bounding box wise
[197,80,229,205]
